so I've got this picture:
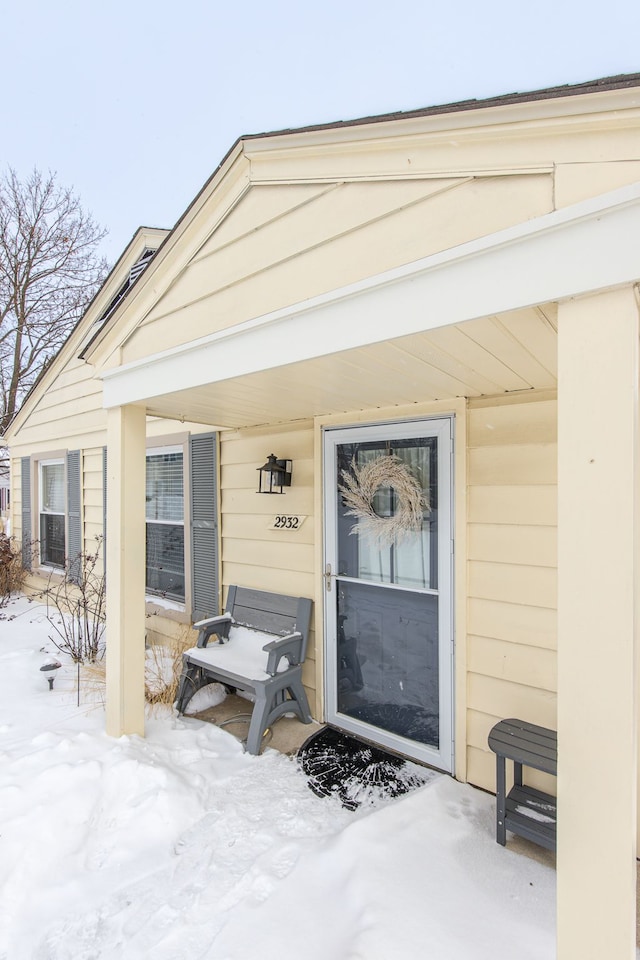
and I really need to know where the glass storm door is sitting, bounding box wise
[324,418,453,771]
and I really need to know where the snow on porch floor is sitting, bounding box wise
[192,690,320,756]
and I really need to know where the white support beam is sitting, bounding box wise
[105,403,147,737]
[557,287,639,959]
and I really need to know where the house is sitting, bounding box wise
[4,73,640,959]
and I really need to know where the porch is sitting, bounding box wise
[99,185,640,959]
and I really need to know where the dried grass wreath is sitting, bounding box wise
[339,455,428,547]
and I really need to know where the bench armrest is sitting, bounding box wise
[263,631,304,675]
[194,612,233,648]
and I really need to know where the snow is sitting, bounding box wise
[515,803,556,824]
[0,596,557,959]
[185,624,294,682]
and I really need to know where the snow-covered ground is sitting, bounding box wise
[0,596,556,959]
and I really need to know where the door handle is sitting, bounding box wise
[324,563,333,592]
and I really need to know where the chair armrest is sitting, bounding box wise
[263,632,304,675]
[194,612,233,648]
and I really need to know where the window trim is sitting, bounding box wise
[32,450,68,573]
[102,432,222,624]
[145,435,191,612]
[39,458,66,568]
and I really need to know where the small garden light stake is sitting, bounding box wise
[40,660,61,691]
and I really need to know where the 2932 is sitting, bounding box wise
[273,515,300,529]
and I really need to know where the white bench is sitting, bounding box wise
[175,586,313,754]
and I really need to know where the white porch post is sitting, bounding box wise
[105,403,146,737]
[557,286,639,959]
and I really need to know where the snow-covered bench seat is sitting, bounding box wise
[175,586,313,754]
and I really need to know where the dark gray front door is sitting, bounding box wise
[323,418,453,770]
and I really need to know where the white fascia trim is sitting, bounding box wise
[101,181,640,410]
[242,88,640,155]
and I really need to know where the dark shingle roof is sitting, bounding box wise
[242,73,640,142]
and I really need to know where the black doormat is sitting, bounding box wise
[297,725,438,811]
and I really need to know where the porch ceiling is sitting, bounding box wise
[143,305,557,428]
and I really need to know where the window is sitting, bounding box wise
[102,432,218,619]
[145,446,185,602]
[39,459,66,567]
[20,436,217,609]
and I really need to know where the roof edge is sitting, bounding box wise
[240,73,640,143]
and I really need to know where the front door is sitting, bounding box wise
[323,418,453,771]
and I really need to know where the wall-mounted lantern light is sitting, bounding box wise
[257,454,292,494]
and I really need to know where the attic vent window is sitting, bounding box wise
[95,247,156,326]
[129,247,155,285]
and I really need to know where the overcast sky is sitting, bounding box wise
[2,0,638,263]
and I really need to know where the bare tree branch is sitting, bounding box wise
[0,168,108,434]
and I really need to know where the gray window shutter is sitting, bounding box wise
[190,433,219,621]
[66,450,82,583]
[21,457,31,570]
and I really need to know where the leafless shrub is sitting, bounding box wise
[42,537,106,663]
[0,535,29,607]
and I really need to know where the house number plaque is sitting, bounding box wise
[269,515,306,530]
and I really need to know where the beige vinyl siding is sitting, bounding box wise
[203,182,340,251]
[145,612,197,647]
[12,356,107,453]
[122,174,553,363]
[219,423,318,709]
[554,159,640,208]
[82,447,105,565]
[7,348,220,640]
[466,394,557,795]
